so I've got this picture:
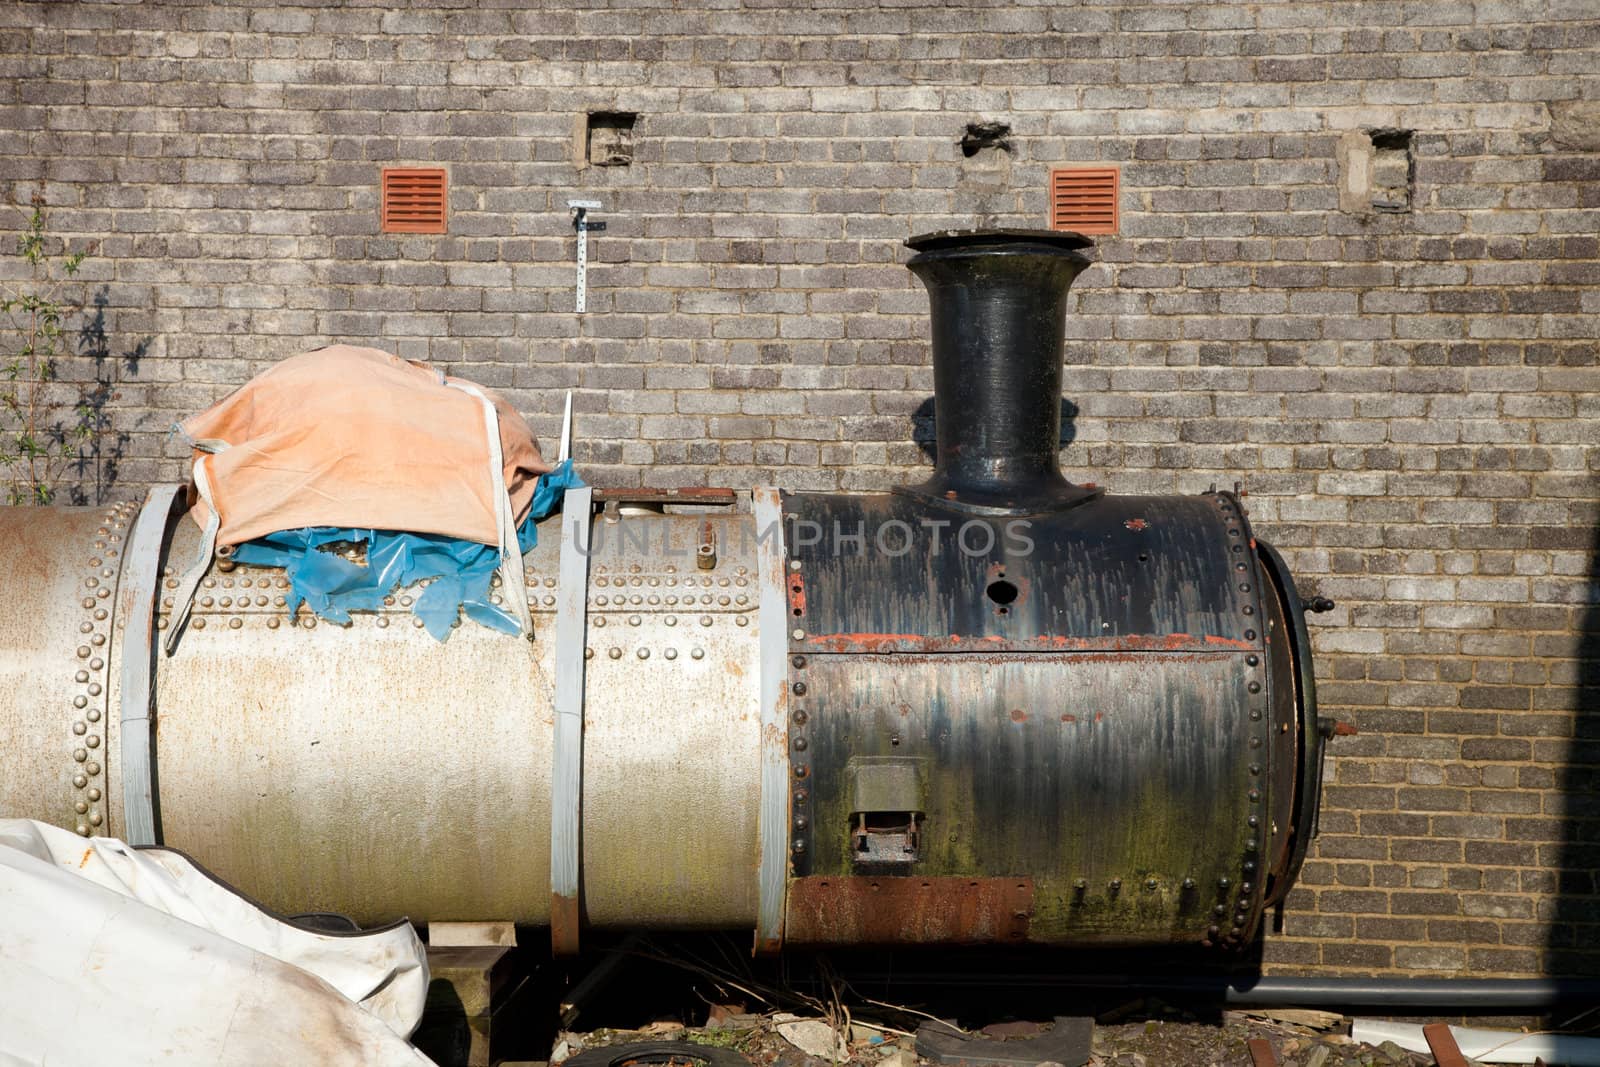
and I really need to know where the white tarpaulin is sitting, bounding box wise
[0,819,434,1066]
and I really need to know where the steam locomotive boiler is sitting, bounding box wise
[0,230,1326,956]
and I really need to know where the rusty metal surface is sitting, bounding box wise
[785,875,1034,945]
[0,482,1314,948]
[781,486,1298,947]
[0,504,133,837]
[783,491,1261,655]
[578,507,762,929]
[799,633,1257,655]
[794,652,1266,945]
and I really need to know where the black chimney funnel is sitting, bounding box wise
[899,228,1101,514]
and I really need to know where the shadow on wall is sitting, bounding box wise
[1554,522,1600,975]
[911,396,1080,466]
[71,287,145,506]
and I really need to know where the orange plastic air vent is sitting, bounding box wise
[380,167,448,234]
[1049,167,1119,235]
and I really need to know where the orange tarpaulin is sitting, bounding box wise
[178,345,552,548]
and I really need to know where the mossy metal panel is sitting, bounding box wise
[791,652,1263,945]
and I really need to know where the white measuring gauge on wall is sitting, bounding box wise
[567,200,604,313]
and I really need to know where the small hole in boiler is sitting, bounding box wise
[1139,553,1149,562]
[986,579,1018,605]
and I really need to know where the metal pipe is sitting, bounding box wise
[843,972,1600,1009]
[1223,976,1600,1009]
[899,229,1099,515]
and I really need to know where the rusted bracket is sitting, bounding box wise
[1422,1023,1470,1067]
[550,486,594,956]
[696,521,717,570]
[592,487,738,506]
[116,484,183,846]
[751,487,789,955]
[1247,1038,1279,1067]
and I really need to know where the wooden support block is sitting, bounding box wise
[428,921,518,948]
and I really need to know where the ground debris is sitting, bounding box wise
[707,1005,760,1030]
[1087,1014,1439,1067]
[1226,1008,1346,1032]
[558,1005,1474,1067]
[774,1017,850,1060]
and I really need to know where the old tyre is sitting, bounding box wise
[565,1040,753,1067]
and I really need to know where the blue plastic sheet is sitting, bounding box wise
[230,460,584,642]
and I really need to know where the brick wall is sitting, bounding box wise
[2,0,1597,977]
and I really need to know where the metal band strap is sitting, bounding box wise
[164,456,219,655]
[752,487,790,954]
[117,484,183,846]
[550,486,593,956]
